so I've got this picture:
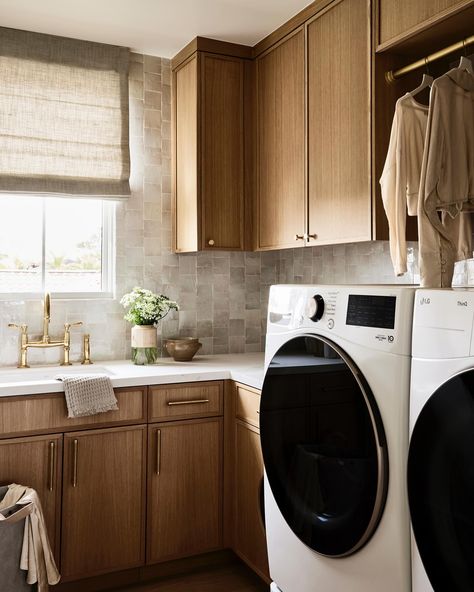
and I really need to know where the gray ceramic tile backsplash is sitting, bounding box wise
[0,53,417,366]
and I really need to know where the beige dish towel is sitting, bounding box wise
[0,484,60,591]
[55,374,118,418]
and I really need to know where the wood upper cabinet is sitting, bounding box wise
[256,28,306,250]
[0,434,63,565]
[307,0,372,245]
[174,52,246,252]
[234,419,269,581]
[61,426,146,580]
[147,418,223,563]
[378,0,473,48]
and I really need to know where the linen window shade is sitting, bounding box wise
[0,27,130,199]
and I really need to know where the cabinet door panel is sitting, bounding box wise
[61,426,146,580]
[257,29,306,250]
[379,0,470,46]
[175,56,198,252]
[234,420,269,579]
[307,0,371,245]
[0,434,62,565]
[147,418,222,563]
[201,54,244,250]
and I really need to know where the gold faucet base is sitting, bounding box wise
[81,360,93,365]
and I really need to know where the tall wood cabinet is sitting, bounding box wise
[256,28,306,250]
[61,426,147,580]
[174,51,247,252]
[307,0,372,245]
[0,434,63,564]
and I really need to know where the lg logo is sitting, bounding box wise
[420,297,431,305]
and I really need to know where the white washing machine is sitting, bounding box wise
[260,285,414,592]
[409,288,474,592]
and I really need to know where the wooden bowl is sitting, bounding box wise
[164,337,202,361]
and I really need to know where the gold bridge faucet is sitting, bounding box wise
[8,293,83,368]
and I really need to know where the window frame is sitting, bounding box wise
[0,199,115,301]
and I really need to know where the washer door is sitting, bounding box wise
[260,335,388,557]
[408,370,474,591]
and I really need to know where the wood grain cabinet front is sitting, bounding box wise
[378,0,474,48]
[148,381,223,422]
[147,418,223,564]
[60,426,147,581]
[234,419,269,581]
[256,28,306,251]
[0,434,63,566]
[174,52,247,252]
[307,0,372,246]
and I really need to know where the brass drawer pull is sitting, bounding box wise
[72,439,78,488]
[48,441,55,492]
[167,399,210,406]
[156,429,161,475]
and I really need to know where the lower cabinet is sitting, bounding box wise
[234,419,269,580]
[61,426,147,580]
[147,417,223,563]
[0,433,63,565]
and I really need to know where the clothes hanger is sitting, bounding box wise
[409,58,433,98]
[458,40,474,75]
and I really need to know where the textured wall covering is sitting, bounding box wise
[0,51,416,367]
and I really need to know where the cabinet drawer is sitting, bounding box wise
[0,388,147,438]
[235,383,261,428]
[148,381,223,421]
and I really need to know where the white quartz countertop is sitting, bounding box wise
[0,353,265,397]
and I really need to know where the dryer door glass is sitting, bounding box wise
[260,335,388,557]
[408,370,474,591]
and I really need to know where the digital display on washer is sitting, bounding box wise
[346,295,396,329]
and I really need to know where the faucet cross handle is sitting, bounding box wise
[8,323,28,334]
[64,321,83,331]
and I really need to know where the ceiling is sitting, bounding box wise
[0,0,313,58]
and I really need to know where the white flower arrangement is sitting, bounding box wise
[120,287,179,326]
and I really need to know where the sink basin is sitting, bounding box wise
[0,366,114,384]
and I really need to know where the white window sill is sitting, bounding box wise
[0,292,115,302]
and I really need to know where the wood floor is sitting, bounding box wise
[116,563,268,592]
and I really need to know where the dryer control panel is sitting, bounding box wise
[266,284,415,356]
[413,289,474,358]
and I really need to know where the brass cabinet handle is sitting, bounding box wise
[48,441,55,492]
[156,429,161,475]
[294,234,305,241]
[72,439,78,488]
[167,399,210,406]
[307,233,317,241]
[208,239,215,246]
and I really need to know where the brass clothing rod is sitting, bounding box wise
[386,34,474,83]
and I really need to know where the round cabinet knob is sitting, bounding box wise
[208,239,215,246]
[307,294,325,322]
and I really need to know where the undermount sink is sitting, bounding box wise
[0,365,114,384]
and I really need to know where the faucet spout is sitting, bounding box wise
[43,292,51,343]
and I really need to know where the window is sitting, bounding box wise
[0,196,114,298]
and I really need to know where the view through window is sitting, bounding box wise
[0,196,114,295]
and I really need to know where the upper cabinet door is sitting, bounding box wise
[256,29,306,251]
[307,0,371,246]
[378,0,472,48]
[201,54,245,250]
[174,52,246,252]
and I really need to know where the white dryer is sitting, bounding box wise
[409,288,474,592]
[260,284,414,592]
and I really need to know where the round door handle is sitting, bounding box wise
[208,239,215,246]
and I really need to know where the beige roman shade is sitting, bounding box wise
[0,27,130,198]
